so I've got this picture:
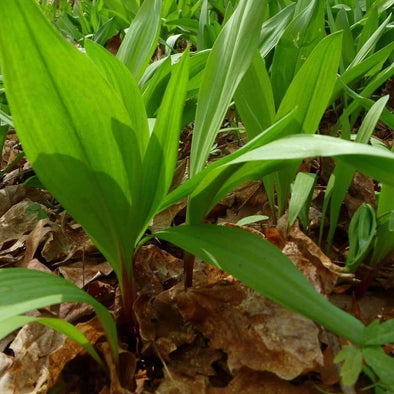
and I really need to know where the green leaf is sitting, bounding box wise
[155,224,365,344]
[185,112,296,224]
[268,32,343,214]
[0,0,142,282]
[230,135,394,186]
[364,319,394,346]
[259,3,295,58]
[289,172,316,227]
[363,346,394,388]
[234,52,275,139]
[331,42,394,103]
[138,50,189,235]
[84,39,149,155]
[334,346,363,386]
[186,132,394,225]
[348,14,391,69]
[321,96,389,250]
[276,32,343,134]
[236,215,269,226]
[345,204,377,272]
[0,315,103,365]
[189,0,267,176]
[0,268,118,362]
[370,210,394,266]
[116,0,161,79]
[271,0,325,105]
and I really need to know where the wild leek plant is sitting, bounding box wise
[0,0,394,386]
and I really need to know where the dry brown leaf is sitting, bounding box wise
[285,227,345,294]
[0,199,41,248]
[58,260,113,288]
[174,280,323,380]
[208,368,318,394]
[134,245,184,295]
[0,322,65,393]
[135,289,197,358]
[156,368,208,394]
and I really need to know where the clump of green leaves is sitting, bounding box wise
[0,1,393,388]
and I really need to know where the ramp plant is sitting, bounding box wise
[0,0,394,388]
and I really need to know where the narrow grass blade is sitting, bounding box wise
[116,0,161,80]
[0,0,142,281]
[189,0,266,176]
[0,315,103,365]
[155,225,365,344]
[0,268,118,362]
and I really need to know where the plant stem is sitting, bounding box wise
[121,264,139,336]
[184,251,195,289]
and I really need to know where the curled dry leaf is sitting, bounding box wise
[174,280,323,380]
[285,227,346,294]
[0,322,65,393]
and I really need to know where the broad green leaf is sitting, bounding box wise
[289,172,316,227]
[155,225,365,344]
[363,347,394,388]
[84,39,149,155]
[187,130,394,225]
[138,50,189,235]
[0,0,142,283]
[186,112,296,224]
[259,3,295,58]
[271,0,325,106]
[267,32,343,214]
[0,268,118,361]
[230,135,394,186]
[116,0,161,79]
[321,96,389,249]
[142,57,172,117]
[189,0,267,176]
[335,8,355,68]
[364,319,394,346]
[345,204,377,272]
[234,52,275,139]
[276,32,343,134]
[334,346,363,386]
[0,315,103,365]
